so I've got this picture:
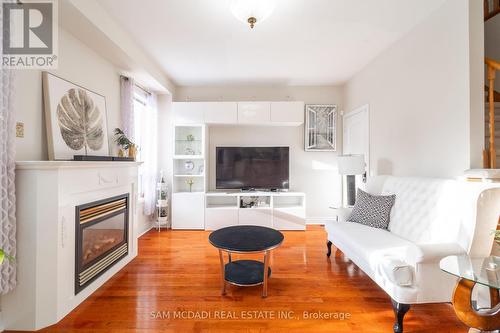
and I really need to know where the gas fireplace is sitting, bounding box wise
[75,194,129,294]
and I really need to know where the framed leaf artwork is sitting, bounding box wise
[43,72,110,160]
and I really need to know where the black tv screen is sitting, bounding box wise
[216,147,289,190]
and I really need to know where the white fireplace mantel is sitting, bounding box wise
[2,161,141,331]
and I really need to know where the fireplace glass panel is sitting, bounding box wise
[81,212,126,267]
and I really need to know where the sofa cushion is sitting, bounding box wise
[348,189,395,229]
[325,220,417,277]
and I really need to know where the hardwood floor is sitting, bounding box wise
[30,226,466,333]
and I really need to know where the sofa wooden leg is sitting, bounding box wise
[326,241,332,257]
[391,299,410,333]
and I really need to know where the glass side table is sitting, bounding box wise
[440,255,500,332]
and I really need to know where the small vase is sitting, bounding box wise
[128,146,137,160]
[118,149,125,157]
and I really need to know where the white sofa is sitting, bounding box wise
[325,176,500,333]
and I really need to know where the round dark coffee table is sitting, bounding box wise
[209,225,284,297]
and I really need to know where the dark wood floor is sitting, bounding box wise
[30,226,465,332]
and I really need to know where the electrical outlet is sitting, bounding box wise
[16,122,24,138]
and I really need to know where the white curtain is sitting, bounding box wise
[141,93,158,216]
[0,4,17,294]
[120,76,135,141]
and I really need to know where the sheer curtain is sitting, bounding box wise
[0,6,16,293]
[140,93,158,216]
[120,76,135,141]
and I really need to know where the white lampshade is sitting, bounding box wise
[230,0,275,28]
[338,154,365,175]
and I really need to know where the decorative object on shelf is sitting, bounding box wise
[73,155,113,161]
[156,171,169,231]
[43,72,110,160]
[118,148,125,157]
[185,147,195,155]
[186,178,195,192]
[184,160,195,173]
[305,104,337,151]
[186,134,195,141]
[338,154,366,206]
[112,156,134,161]
[128,145,137,159]
[198,165,204,174]
[241,196,259,208]
[231,0,275,29]
[114,128,138,160]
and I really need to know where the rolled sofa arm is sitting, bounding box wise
[406,243,466,265]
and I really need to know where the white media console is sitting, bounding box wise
[205,192,306,230]
[171,101,307,231]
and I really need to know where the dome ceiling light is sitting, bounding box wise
[230,0,275,29]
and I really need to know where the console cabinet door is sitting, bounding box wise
[205,208,238,230]
[271,101,304,125]
[172,192,205,229]
[173,102,204,124]
[204,102,238,124]
[238,208,273,227]
[237,102,271,124]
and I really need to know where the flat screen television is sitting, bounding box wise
[216,147,289,190]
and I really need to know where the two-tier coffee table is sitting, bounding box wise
[209,225,284,298]
[440,255,500,332]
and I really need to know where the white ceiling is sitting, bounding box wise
[99,0,447,86]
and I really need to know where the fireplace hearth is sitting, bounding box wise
[75,194,129,294]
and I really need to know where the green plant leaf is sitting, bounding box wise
[0,249,4,265]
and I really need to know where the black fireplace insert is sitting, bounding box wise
[75,193,129,294]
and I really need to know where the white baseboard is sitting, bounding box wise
[138,224,154,238]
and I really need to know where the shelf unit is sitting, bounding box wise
[205,192,306,231]
[172,124,207,229]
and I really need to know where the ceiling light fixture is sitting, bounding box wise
[230,0,275,29]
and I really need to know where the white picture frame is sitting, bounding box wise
[43,72,110,160]
[304,104,337,151]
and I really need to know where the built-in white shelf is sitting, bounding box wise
[172,124,207,230]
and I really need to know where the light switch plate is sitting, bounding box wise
[16,122,24,138]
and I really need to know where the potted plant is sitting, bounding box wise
[114,128,138,159]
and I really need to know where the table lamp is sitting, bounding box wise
[338,154,366,206]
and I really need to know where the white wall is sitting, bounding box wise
[174,86,343,219]
[15,28,121,161]
[343,0,482,178]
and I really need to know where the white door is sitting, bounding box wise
[343,104,369,197]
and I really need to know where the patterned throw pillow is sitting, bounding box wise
[347,189,396,230]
